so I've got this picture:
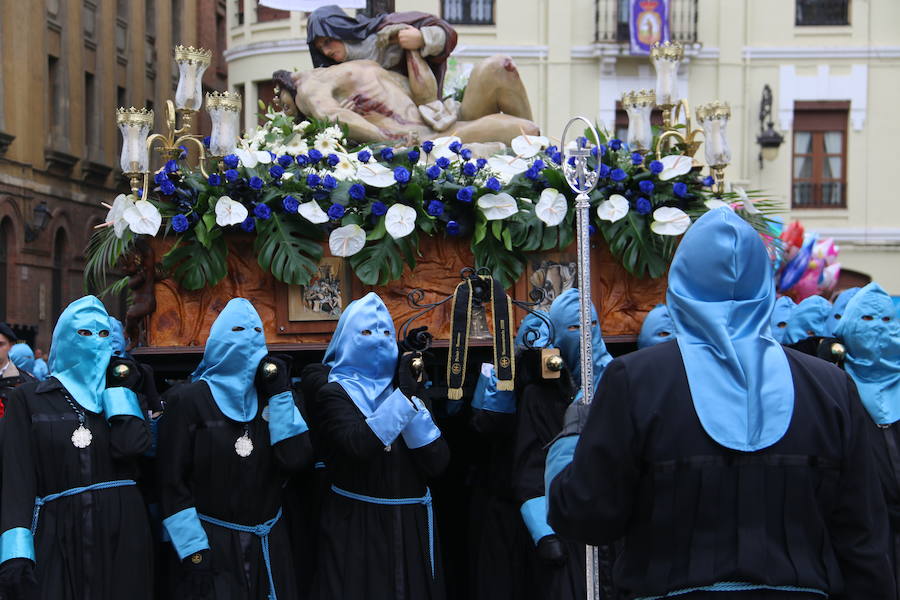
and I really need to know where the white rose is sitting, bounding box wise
[385,204,417,239]
[214,196,249,227]
[596,194,629,223]
[535,188,567,226]
[650,206,692,235]
[329,224,366,257]
[477,193,518,221]
[297,200,328,224]
[123,200,162,236]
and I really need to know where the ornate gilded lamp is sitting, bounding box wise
[621,89,656,153]
[696,101,732,196]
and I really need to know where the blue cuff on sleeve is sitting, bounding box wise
[401,403,441,449]
[520,496,554,545]
[102,387,143,420]
[472,363,515,414]
[267,391,309,445]
[1,528,34,563]
[162,507,210,560]
[366,388,416,446]
[545,434,579,499]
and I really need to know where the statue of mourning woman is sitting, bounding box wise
[272,5,540,147]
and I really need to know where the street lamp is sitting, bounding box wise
[24,201,51,243]
[756,84,784,169]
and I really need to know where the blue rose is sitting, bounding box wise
[591,146,598,158]
[202,136,211,148]
[589,224,598,236]
[486,177,501,192]
[551,151,562,165]
[393,166,411,184]
[599,163,611,178]
[703,175,715,187]
[427,200,444,216]
[153,171,169,185]
[610,168,626,182]
[357,150,372,163]
[268,151,276,161]
[249,176,264,190]
[477,158,487,169]
[426,165,441,180]
[296,154,308,166]
[639,180,655,195]
[449,141,462,154]
[282,195,300,213]
[308,149,323,163]
[631,152,644,165]
[160,180,176,195]
[278,154,293,168]
[636,197,652,215]
[533,159,546,171]
[371,201,388,216]
[327,153,340,167]
[446,220,460,235]
[322,174,338,190]
[349,183,366,201]
[567,156,576,167]
[223,154,239,168]
[525,166,540,180]
[609,139,622,151]
[254,203,271,220]
[576,136,588,148]
[422,140,434,154]
[599,144,607,156]
[436,156,451,170]
[456,186,474,202]
[460,148,472,161]
[545,145,558,155]
[225,169,240,182]
[649,160,664,174]
[306,173,321,187]
[171,214,189,233]
[407,150,420,163]
[165,159,179,174]
[208,173,221,186]
[380,147,394,161]
[673,182,689,198]
[269,165,285,179]
[240,217,255,232]
[327,203,345,220]
[462,162,477,177]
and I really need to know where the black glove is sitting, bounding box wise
[397,351,427,399]
[182,550,214,599]
[299,363,331,401]
[256,354,293,399]
[138,363,164,413]
[551,400,591,444]
[399,326,432,353]
[536,535,567,566]
[106,357,143,392]
[0,558,37,599]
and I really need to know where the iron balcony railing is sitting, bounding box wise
[595,0,698,45]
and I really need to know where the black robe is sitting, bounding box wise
[157,380,313,600]
[867,420,900,598]
[308,381,450,600]
[548,341,895,599]
[1,378,153,599]
[512,366,586,600]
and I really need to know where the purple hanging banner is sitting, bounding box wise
[630,0,669,55]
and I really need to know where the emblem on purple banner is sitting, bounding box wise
[630,0,669,55]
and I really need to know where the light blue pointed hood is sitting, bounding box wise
[108,317,128,357]
[829,287,860,336]
[324,292,398,416]
[49,296,114,413]
[548,288,613,394]
[770,296,796,343]
[9,343,35,374]
[667,208,794,452]
[191,298,268,422]
[638,304,674,349]
[515,310,551,349]
[782,295,831,345]
[835,282,900,425]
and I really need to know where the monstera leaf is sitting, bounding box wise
[472,229,527,288]
[162,235,229,291]
[350,234,418,285]
[254,214,324,286]
[601,212,672,279]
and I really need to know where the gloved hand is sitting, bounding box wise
[399,326,432,353]
[556,399,591,440]
[256,354,293,399]
[105,357,143,392]
[0,558,37,599]
[182,550,214,599]
[397,351,427,399]
[299,363,331,400]
[536,535,567,566]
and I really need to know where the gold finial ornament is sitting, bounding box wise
[649,40,685,63]
[116,107,154,127]
[262,361,279,379]
[545,354,564,372]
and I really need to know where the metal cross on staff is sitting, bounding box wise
[560,115,602,600]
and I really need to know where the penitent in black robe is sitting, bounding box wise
[309,382,450,600]
[158,380,313,600]
[1,378,153,599]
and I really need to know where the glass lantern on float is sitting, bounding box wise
[174,46,212,127]
[621,89,656,153]
[649,41,684,127]
[696,101,732,195]
[206,91,242,158]
[116,108,154,193]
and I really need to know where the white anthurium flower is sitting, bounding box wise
[431,136,462,161]
[704,199,733,211]
[281,172,294,181]
[123,200,162,236]
[298,200,329,224]
[235,141,272,168]
[658,155,693,181]
[477,193,518,221]
[535,188,567,226]
[596,194,630,223]
[511,134,550,158]
[651,206,692,236]
[215,195,249,227]
[734,186,760,214]
[329,224,366,257]
[487,155,529,183]
[106,193,136,238]
[357,163,396,188]
[331,153,358,180]
[385,204,417,239]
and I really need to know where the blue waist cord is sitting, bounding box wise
[331,484,435,579]
[31,479,136,535]
[198,508,283,600]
